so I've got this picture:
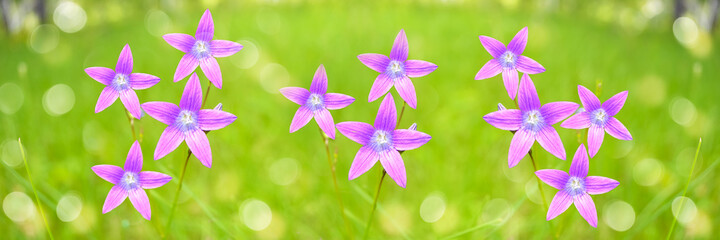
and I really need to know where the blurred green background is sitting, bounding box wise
[1,0,719,239]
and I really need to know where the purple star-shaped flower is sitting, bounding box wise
[561,85,632,158]
[336,94,432,188]
[85,44,160,119]
[91,141,172,220]
[163,9,243,89]
[483,74,578,168]
[475,27,545,100]
[535,144,620,227]
[280,64,355,139]
[358,29,438,109]
[141,73,237,168]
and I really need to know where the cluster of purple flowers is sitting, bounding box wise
[479,27,632,227]
[86,9,239,220]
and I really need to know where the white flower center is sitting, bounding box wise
[306,94,324,111]
[522,110,544,131]
[180,111,195,125]
[499,51,516,68]
[591,109,608,125]
[112,74,129,90]
[176,110,198,131]
[386,60,405,78]
[121,172,139,189]
[371,130,393,151]
[192,41,211,58]
[565,177,585,196]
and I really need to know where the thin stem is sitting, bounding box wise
[202,82,212,108]
[164,149,192,237]
[398,101,407,123]
[666,138,702,240]
[364,170,386,240]
[528,149,548,211]
[125,109,138,141]
[319,127,352,239]
[18,139,54,240]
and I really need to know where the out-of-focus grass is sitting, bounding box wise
[1,0,718,239]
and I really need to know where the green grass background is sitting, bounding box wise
[1,0,718,239]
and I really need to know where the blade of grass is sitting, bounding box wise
[19,139,54,240]
[665,138,701,240]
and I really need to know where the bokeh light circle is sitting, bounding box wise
[259,63,289,94]
[43,84,75,116]
[672,196,697,225]
[419,192,446,223]
[57,193,83,222]
[0,83,24,114]
[29,24,59,54]
[673,17,698,45]
[633,158,663,186]
[669,97,696,126]
[269,158,299,186]
[241,199,272,231]
[53,1,87,33]
[603,200,635,231]
[3,192,36,222]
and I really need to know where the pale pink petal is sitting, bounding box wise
[577,85,601,111]
[119,89,142,119]
[561,112,591,129]
[546,191,573,220]
[368,73,393,102]
[478,35,506,58]
[85,67,115,85]
[475,59,502,80]
[540,101,579,125]
[587,125,605,158]
[336,121,374,145]
[358,53,390,73]
[163,33,195,53]
[314,108,336,139]
[154,126,185,160]
[515,56,545,74]
[483,109,522,131]
[115,44,133,74]
[508,129,534,168]
[102,186,127,214]
[197,109,236,131]
[186,129,212,168]
[535,169,570,190]
[195,9,214,42]
[348,146,379,180]
[124,141,143,173]
[574,193,598,227]
[200,57,222,88]
[139,171,172,189]
[289,106,313,133]
[210,40,243,57]
[584,176,620,195]
[174,54,199,82]
[605,117,632,141]
[392,129,431,151]
[324,93,355,110]
[536,126,566,160]
[310,64,328,95]
[180,73,202,111]
[394,76,417,109]
[91,165,124,184]
[128,188,151,220]
[502,68,519,100]
[279,87,310,105]
[374,94,397,132]
[517,73,540,110]
[129,73,161,90]
[602,91,628,116]
[569,144,589,178]
[390,29,408,62]
[404,60,437,78]
[379,149,407,188]
[141,102,180,126]
[95,87,119,113]
[508,27,528,55]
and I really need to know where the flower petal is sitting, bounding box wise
[115,44,133,75]
[95,87,119,113]
[85,67,115,85]
[279,87,310,105]
[390,29,408,61]
[141,102,180,126]
[129,73,161,90]
[587,125,605,158]
[374,94,397,132]
[197,109,236,131]
[195,9,214,42]
[540,101,579,125]
[478,35,506,58]
[139,171,172,189]
[535,169,570,190]
[154,126,185,160]
[174,54,199,82]
[404,60,437,78]
[508,129,534,168]
[348,146,379,180]
[536,126,566,160]
[379,149,407,188]
[314,108,336,139]
[602,91,628,116]
[569,144,589,178]
[605,117,632,141]
[561,112,591,129]
[119,89,142,119]
[515,56,545,74]
[102,185,128,214]
[584,176,620,195]
[502,67,520,100]
[475,59,502,80]
[324,93,355,110]
[124,141,143,173]
[358,53,390,73]
[395,76,417,109]
[210,40,242,57]
[200,57,222,88]
[483,109,522,131]
[336,121,374,145]
[546,190,573,220]
[289,106,313,133]
[128,188,151,220]
[186,129,212,168]
[368,73,393,102]
[573,193,598,227]
[518,73,540,110]
[91,165,124,184]
[180,73,202,111]
[578,85,601,111]
[163,33,195,53]
[507,27,528,55]
[392,129,431,151]
[310,64,328,95]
